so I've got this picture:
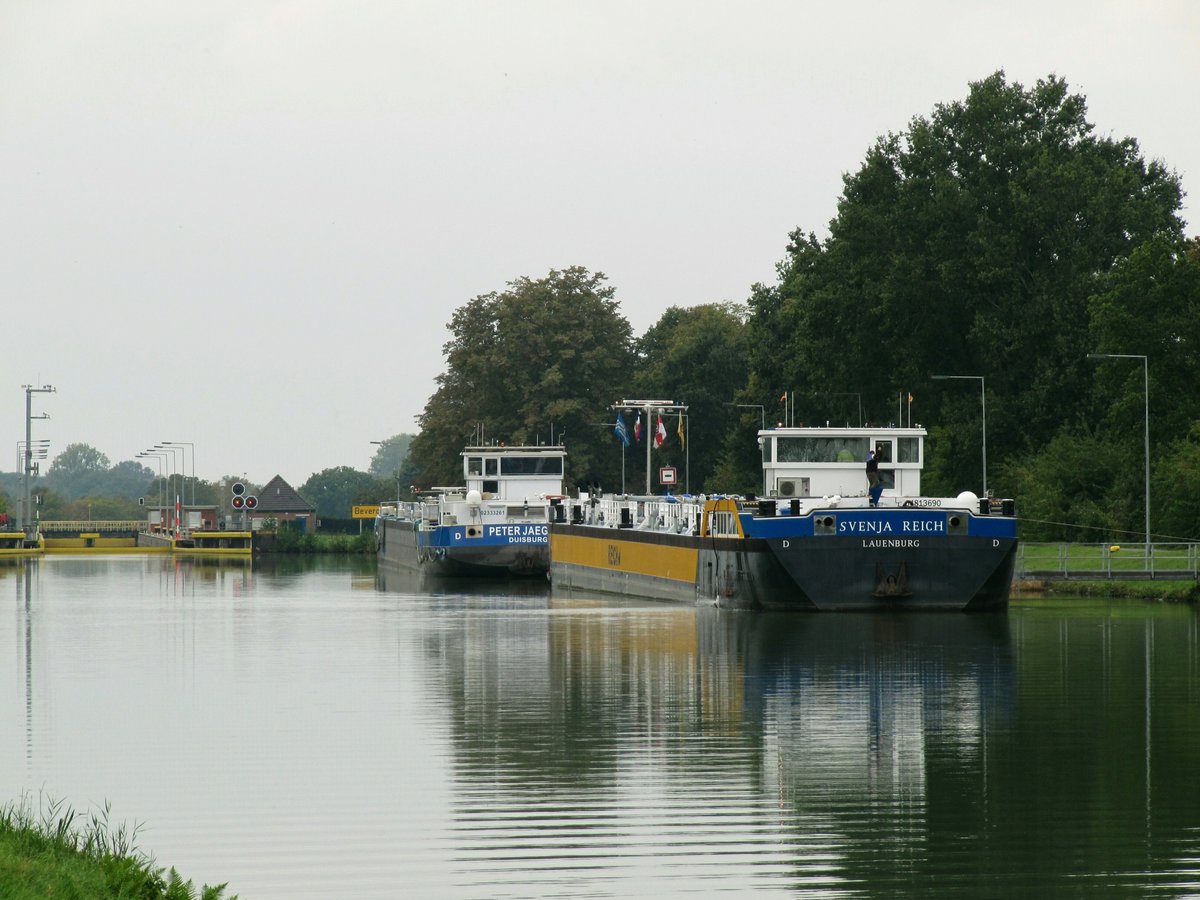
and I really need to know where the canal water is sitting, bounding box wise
[3,556,1199,898]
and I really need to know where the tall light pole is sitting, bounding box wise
[155,444,186,534]
[138,450,170,532]
[21,385,54,534]
[932,375,986,496]
[161,442,195,508]
[1088,353,1151,547]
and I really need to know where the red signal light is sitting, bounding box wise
[232,496,245,509]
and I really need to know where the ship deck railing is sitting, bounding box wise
[572,495,706,533]
[1015,542,1200,581]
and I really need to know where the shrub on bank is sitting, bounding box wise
[266,526,375,554]
[0,795,236,899]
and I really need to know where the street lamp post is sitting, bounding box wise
[138,450,170,533]
[932,375,987,496]
[161,442,195,508]
[1088,353,1151,548]
[156,443,190,535]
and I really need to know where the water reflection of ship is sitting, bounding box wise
[700,609,1016,806]
[421,600,1017,892]
[423,602,1014,787]
[375,564,553,604]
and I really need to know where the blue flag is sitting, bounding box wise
[614,412,631,447]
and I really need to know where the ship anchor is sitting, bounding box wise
[872,561,912,598]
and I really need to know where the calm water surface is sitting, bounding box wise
[3,555,1199,898]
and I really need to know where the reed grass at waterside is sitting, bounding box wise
[0,795,235,900]
[265,529,375,554]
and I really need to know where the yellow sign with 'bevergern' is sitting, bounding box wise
[352,505,381,519]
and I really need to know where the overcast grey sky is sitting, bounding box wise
[3,1,1197,486]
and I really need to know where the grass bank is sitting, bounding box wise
[0,795,236,900]
[1013,578,1199,603]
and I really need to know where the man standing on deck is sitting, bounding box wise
[866,451,881,507]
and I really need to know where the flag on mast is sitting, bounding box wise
[654,415,667,448]
[614,412,630,447]
[634,413,642,443]
[676,412,685,449]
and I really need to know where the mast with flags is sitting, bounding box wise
[611,399,689,494]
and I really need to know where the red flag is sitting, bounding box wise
[654,415,667,448]
[634,413,642,442]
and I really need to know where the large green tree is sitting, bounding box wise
[298,467,379,518]
[411,267,635,489]
[749,71,1185,498]
[998,429,1135,542]
[46,443,112,499]
[106,460,157,500]
[1072,234,1200,542]
[1089,235,1200,451]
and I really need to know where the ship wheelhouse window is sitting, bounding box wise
[898,437,920,463]
[485,458,499,476]
[500,456,564,476]
[873,441,893,463]
[467,457,483,476]
[483,480,499,494]
[777,436,870,463]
